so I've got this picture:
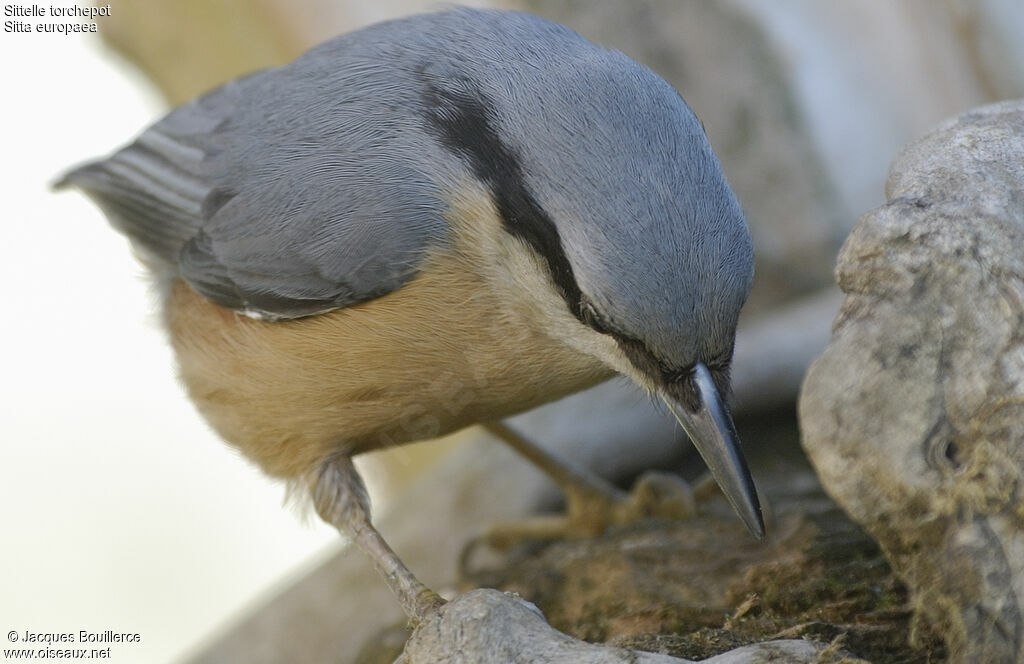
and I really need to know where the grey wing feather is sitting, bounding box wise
[57,37,450,319]
[54,127,212,266]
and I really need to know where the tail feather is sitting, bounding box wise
[55,138,211,267]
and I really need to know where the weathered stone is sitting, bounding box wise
[799,100,1024,663]
[398,589,830,664]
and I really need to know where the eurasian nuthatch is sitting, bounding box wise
[58,7,762,623]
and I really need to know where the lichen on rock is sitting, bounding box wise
[800,100,1024,663]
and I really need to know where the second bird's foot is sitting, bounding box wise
[407,589,447,629]
[472,470,698,553]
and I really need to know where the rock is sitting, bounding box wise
[398,589,830,664]
[799,100,1024,663]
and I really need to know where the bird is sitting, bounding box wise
[57,7,762,625]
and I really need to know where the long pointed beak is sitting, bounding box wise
[661,363,764,539]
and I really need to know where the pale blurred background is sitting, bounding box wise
[0,24,337,664]
[2,1,1022,663]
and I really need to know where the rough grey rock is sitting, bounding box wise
[398,590,830,664]
[799,100,1024,663]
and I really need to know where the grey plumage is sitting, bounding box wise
[58,6,752,376]
[58,9,765,615]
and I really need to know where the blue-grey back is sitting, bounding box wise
[58,7,752,359]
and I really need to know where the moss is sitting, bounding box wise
[462,451,945,663]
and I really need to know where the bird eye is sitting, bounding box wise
[672,366,701,412]
[665,364,695,385]
[707,347,735,373]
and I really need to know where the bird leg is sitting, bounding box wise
[479,421,698,551]
[312,455,445,626]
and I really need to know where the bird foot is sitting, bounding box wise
[314,455,447,627]
[471,470,698,553]
[407,589,447,629]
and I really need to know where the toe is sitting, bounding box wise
[627,471,697,520]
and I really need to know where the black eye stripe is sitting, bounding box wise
[417,72,738,401]
[418,73,588,325]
